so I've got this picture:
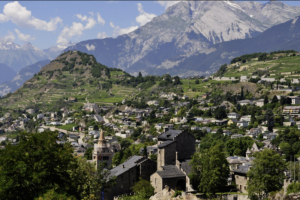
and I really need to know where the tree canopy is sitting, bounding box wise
[189,144,229,196]
[247,149,286,200]
[0,131,115,199]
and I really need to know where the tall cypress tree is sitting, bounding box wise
[240,86,244,100]
[264,95,269,105]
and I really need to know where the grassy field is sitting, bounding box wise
[57,123,77,131]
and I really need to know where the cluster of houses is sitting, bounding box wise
[2,85,300,199]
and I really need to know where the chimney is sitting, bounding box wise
[122,165,125,168]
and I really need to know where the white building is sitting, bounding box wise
[50,122,61,126]
[240,115,251,122]
[255,99,264,107]
[228,112,240,119]
[37,114,44,119]
[238,100,253,106]
[237,121,249,128]
[147,100,159,106]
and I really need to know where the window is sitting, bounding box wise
[244,186,247,190]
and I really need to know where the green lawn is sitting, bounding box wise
[59,123,77,131]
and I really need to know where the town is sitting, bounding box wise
[1,50,300,200]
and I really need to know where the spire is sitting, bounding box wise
[98,129,107,147]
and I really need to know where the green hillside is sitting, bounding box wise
[221,51,300,79]
[0,51,137,110]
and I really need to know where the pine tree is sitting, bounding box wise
[240,86,244,100]
[143,146,147,157]
[271,95,278,104]
[251,109,256,124]
[264,95,269,105]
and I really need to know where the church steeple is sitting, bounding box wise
[98,129,107,147]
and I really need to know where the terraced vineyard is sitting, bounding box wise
[0,51,138,110]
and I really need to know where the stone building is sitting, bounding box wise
[105,155,156,200]
[92,129,119,168]
[150,130,196,193]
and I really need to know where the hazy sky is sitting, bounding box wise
[0,1,298,49]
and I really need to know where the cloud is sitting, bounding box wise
[0,1,62,31]
[1,31,15,42]
[110,3,155,37]
[57,12,104,44]
[97,13,105,25]
[136,3,156,26]
[110,22,115,28]
[157,1,180,9]
[76,14,87,21]
[97,32,107,39]
[14,29,34,42]
[57,22,85,44]
[111,23,138,37]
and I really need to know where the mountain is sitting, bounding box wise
[63,1,300,76]
[0,51,139,109]
[0,60,51,96]
[161,15,300,76]
[0,41,68,73]
[0,63,16,84]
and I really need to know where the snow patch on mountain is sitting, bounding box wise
[224,0,243,11]
[85,44,96,51]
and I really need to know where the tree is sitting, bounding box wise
[250,109,256,124]
[247,149,286,200]
[215,106,227,120]
[195,79,199,84]
[84,147,94,160]
[0,131,115,199]
[189,144,229,196]
[271,95,278,104]
[264,109,274,128]
[240,86,244,100]
[143,146,147,157]
[93,124,99,130]
[149,110,156,119]
[131,178,154,199]
[236,103,241,111]
[264,95,269,105]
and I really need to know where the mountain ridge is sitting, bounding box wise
[63,1,300,76]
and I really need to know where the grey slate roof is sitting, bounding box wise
[158,130,182,141]
[158,141,176,148]
[157,165,186,178]
[232,164,251,175]
[180,160,192,175]
[109,155,144,178]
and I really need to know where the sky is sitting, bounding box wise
[0,1,299,50]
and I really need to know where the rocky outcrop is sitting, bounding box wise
[284,192,300,200]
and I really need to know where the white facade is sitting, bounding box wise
[228,113,239,119]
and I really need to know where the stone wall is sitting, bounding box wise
[235,174,248,193]
[151,173,163,193]
[174,131,195,160]
[157,142,176,171]
[139,158,157,181]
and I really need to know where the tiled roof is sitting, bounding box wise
[109,155,144,178]
[158,141,176,148]
[158,130,182,140]
[157,165,186,178]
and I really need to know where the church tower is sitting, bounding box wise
[92,129,114,168]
